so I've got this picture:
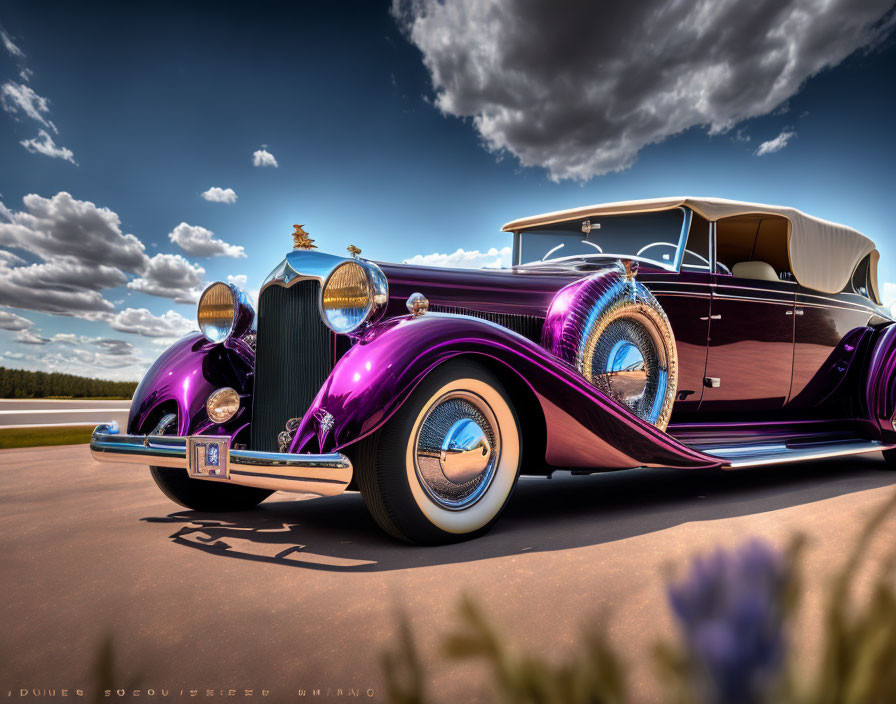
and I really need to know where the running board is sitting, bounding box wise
[700,439,888,469]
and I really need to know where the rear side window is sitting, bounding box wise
[850,254,872,299]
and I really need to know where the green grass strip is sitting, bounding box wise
[0,425,94,449]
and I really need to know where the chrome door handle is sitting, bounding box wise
[786,308,804,316]
[699,314,722,321]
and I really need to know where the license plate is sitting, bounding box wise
[187,436,230,479]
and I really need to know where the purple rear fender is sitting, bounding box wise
[292,313,722,471]
[866,323,896,440]
[128,332,254,437]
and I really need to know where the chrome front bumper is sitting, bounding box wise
[89,423,352,496]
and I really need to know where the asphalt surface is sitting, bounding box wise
[2,444,896,702]
[0,399,130,429]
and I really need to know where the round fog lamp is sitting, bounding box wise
[206,387,240,424]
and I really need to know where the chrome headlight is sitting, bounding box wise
[197,282,255,343]
[320,260,388,334]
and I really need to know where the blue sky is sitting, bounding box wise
[1,0,895,380]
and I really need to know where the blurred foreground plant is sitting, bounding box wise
[384,489,896,704]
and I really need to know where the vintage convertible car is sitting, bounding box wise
[91,197,896,543]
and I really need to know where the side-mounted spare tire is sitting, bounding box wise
[542,261,678,431]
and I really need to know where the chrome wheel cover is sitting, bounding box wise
[413,391,501,510]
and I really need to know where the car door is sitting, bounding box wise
[647,270,712,414]
[701,275,796,412]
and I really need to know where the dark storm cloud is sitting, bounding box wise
[395,0,896,180]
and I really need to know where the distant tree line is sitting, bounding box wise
[0,366,137,399]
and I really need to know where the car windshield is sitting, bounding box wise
[517,208,689,270]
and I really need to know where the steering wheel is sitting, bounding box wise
[637,242,719,271]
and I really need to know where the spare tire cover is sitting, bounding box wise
[541,263,678,431]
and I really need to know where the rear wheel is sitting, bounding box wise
[354,359,521,544]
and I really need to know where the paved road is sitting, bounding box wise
[2,444,895,702]
[0,399,130,429]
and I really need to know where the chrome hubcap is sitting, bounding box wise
[414,391,500,510]
[439,418,492,483]
[601,338,648,403]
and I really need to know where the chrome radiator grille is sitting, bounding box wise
[250,280,333,452]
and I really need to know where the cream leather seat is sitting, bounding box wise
[732,260,779,282]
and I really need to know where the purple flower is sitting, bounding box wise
[667,539,789,704]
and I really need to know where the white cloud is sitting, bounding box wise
[403,246,512,269]
[0,254,117,315]
[0,192,147,272]
[19,68,33,82]
[0,308,33,331]
[755,130,797,156]
[6,260,127,292]
[1,81,55,131]
[0,192,150,315]
[15,328,48,345]
[1,30,24,58]
[50,333,80,344]
[107,308,196,340]
[252,148,278,167]
[227,274,248,288]
[394,0,896,181]
[168,221,246,258]
[201,187,237,204]
[882,282,896,316]
[20,129,76,163]
[0,249,27,267]
[4,351,25,360]
[127,253,206,304]
[95,338,136,356]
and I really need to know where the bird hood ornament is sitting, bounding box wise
[292,224,316,250]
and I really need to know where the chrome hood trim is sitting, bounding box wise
[261,250,351,294]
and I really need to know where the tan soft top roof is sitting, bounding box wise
[503,196,878,300]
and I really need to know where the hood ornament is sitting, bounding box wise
[292,224,316,250]
[347,244,361,258]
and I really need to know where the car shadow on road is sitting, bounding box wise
[141,454,896,573]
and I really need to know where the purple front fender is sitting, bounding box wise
[292,313,722,471]
[128,332,254,438]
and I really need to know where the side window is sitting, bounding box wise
[715,215,793,280]
[681,214,711,270]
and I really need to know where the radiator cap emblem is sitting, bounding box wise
[292,224,316,250]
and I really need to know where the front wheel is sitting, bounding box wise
[881,448,896,470]
[354,359,521,544]
[150,466,272,511]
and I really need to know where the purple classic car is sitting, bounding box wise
[90,197,896,543]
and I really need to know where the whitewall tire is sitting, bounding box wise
[354,359,521,544]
